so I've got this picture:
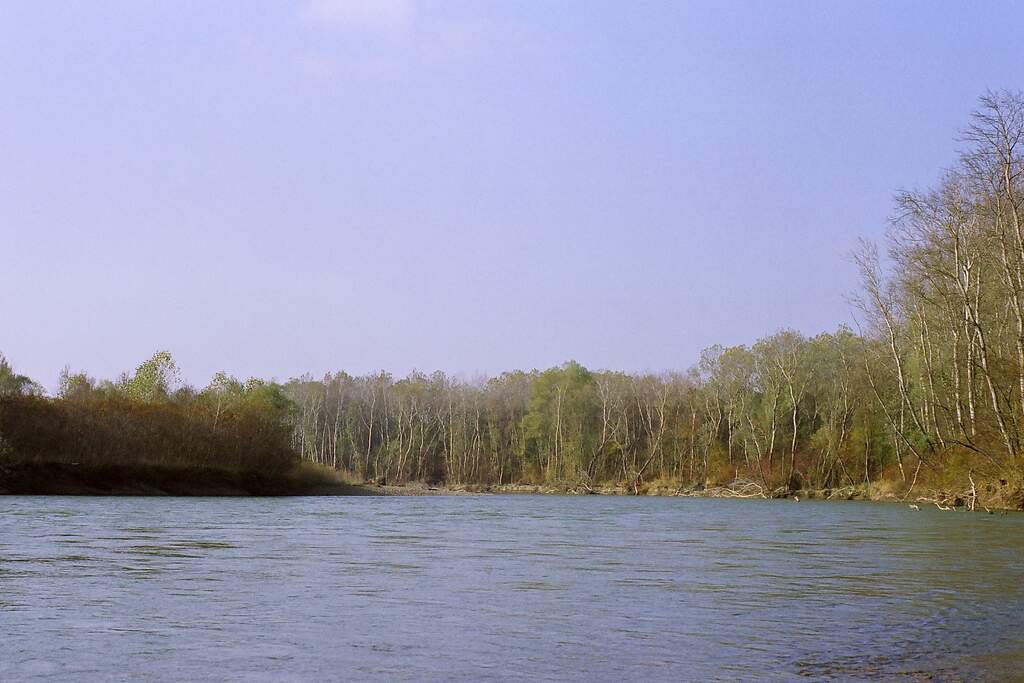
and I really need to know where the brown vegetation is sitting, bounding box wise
[4,92,1024,507]
[0,393,364,495]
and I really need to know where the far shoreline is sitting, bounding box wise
[363,479,1021,512]
[2,462,1018,512]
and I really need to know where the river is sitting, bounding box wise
[2,495,1023,681]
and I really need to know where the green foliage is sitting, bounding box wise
[0,354,42,398]
[124,351,180,402]
[523,361,597,479]
[58,366,96,401]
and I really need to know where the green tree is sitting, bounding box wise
[523,361,598,481]
[0,354,42,397]
[124,351,180,402]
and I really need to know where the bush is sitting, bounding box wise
[0,395,296,475]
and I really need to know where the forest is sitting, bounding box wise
[2,92,1024,505]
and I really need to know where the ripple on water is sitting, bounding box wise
[1,496,1023,682]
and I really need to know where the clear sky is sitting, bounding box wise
[2,1,1022,389]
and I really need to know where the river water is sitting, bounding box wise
[2,495,1023,681]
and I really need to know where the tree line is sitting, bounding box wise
[2,91,1023,502]
[0,352,297,477]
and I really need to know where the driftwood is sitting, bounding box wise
[826,485,860,500]
[915,489,973,511]
[690,479,767,499]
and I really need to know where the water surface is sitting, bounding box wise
[2,496,1023,681]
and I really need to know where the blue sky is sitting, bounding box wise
[2,1,1022,388]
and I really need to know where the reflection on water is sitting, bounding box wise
[2,496,1023,681]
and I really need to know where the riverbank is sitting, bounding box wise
[5,461,1021,510]
[374,477,1024,510]
[0,461,372,496]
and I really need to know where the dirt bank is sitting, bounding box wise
[0,461,374,496]
[383,479,1024,511]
